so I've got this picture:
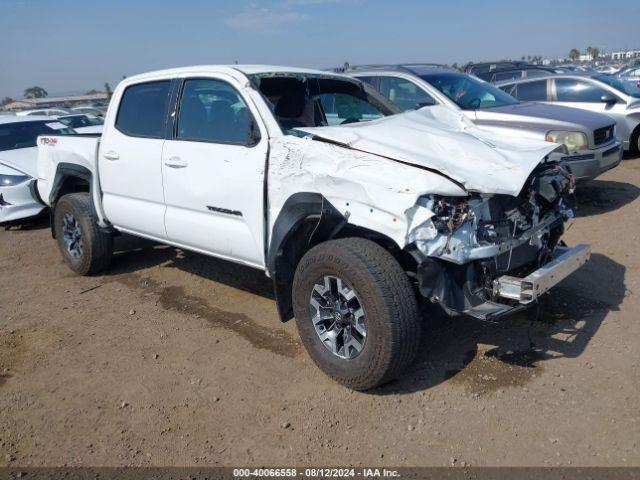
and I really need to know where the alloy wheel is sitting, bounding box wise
[61,212,83,259]
[309,275,367,359]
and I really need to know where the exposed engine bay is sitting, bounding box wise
[408,162,578,319]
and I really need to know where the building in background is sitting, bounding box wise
[609,49,640,61]
[3,92,108,112]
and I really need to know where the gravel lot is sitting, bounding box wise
[0,154,639,468]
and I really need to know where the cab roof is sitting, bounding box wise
[122,65,354,85]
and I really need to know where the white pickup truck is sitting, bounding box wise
[37,65,590,390]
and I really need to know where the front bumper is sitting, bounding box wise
[493,244,591,304]
[0,179,46,224]
[561,141,623,181]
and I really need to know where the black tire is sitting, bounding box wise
[631,125,640,154]
[53,192,113,275]
[292,238,422,390]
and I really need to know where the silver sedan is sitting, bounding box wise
[496,74,640,152]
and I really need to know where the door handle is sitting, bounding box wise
[164,157,188,169]
[103,151,120,161]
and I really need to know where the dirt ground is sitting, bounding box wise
[1,154,639,468]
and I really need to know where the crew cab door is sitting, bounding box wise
[98,80,172,238]
[161,76,268,267]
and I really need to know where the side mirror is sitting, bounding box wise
[600,94,617,105]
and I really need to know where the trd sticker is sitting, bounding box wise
[40,137,58,146]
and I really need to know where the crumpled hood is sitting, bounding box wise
[474,102,615,132]
[296,106,559,196]
[0,147,38,177]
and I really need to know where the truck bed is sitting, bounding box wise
[36,134,101,207]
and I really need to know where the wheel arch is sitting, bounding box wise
[268,192,413,322]
[49,163,92,238]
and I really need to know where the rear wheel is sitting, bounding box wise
[53,193,113,275]
[292,238,422,390]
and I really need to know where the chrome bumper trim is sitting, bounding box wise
[493,244,591,304]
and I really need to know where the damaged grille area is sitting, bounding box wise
[410,163,574,318]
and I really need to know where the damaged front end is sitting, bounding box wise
[407,163,590,320]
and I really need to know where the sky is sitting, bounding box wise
[1,0,639,99]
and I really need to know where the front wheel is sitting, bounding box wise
[53,192,113,275]
[292,238,422,390]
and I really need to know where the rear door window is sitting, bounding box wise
[515,80,548,101]
[524,70,547,78]
[494,71,522,82]
[116,81,171,138]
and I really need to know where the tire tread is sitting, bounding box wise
[293,237,422,390]
[54,192,113,275]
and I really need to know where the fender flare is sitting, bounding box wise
[267,192,347,321]
[48,163,93,238]
[49,163,92,205]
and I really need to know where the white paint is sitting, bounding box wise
[37,65,564,270]
[295,106,560,197]
[267,135,466,248]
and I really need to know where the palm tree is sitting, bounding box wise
[585,46,600,61]
[23,86,48,99]
[569,48,580,62]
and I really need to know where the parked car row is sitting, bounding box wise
[464,61,568,83]
[495,74,640,152]
[340,64,623,179]
[453,61,640,153]
[16,103,107,118]
[30,64,595,390]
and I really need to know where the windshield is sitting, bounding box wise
[0,120,75,152]
[420,72,520,110]
[249,73,401,133]
[594,74,640,98]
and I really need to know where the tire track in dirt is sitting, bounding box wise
[114,273,300,358]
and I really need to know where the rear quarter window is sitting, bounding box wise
[494,71,522,82]
[115,81,172,138]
